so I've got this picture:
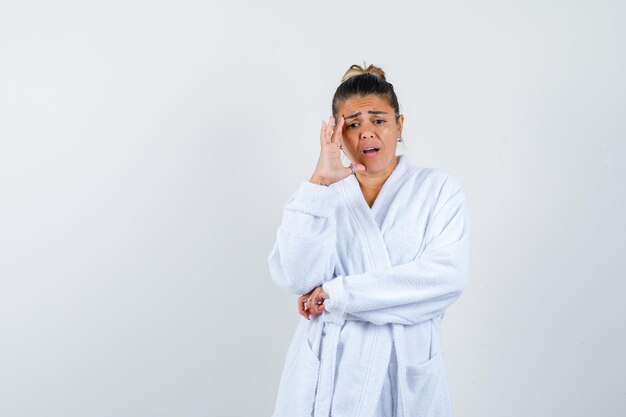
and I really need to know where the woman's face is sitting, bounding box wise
[337,94,404,175]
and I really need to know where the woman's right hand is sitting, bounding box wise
[309,115,366,186]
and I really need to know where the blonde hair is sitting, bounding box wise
[341,63,387,83]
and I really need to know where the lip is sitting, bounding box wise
[361,145,380,153]
[362,148,380,158]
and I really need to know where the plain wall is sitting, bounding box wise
[0,0,624,416]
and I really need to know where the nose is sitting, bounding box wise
[360,125,375,140]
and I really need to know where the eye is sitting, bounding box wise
[347,122,359,129]
[374,119,385,124]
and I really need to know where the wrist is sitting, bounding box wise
[309,174,330,187]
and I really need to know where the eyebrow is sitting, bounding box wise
[344,110,388,119]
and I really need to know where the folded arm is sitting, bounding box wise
[322,175,471,326]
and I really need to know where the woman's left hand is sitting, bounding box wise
[298,286,329,320]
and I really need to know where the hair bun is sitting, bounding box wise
[341,62,387,83]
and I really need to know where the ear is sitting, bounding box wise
[396,114,404,137]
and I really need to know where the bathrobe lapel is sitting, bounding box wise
[342,154,413,268]
[343,172,391,269]
[331,155,412,417]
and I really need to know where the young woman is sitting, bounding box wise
[268,64,471,417]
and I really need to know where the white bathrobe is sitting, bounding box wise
[268,154,471,417]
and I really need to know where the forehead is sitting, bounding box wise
[338,95,393,114]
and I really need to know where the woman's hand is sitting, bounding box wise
[298,286,329,320]
[309,115,366,186]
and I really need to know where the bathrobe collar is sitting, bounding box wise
[349,154,413,217]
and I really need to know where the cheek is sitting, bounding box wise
[381,123,400,138]
[342,131,359,145]
[380,126,400,146]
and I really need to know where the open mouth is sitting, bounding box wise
[363,147,380,154]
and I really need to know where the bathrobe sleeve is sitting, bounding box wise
[321,174,471,326]
[267,181,341,295]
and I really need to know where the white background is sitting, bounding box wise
[1,1,624,416]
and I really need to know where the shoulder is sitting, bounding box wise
[403,163,468,214]
[431,168,465,194]
[405,162,464,194]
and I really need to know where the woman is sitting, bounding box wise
[268,64,471,417]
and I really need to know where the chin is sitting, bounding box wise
[360,157,386,172]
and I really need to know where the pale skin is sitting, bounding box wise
[300,94,405,320]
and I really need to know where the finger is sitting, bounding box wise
[340,147,367,175]
[317,299,326,314]
[317,304,326,314]
[298,296,310,319]
[304,292,317,316]
[324,116,335,145]
[308,297,319,315]
[346,163,366,176]
[310,293,326,315]
[320,119,330,145]
[298,296,306,311]
[330,115,344,145]
[316,301,327,315]
[309,302,321,316]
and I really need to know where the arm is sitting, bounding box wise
[321,174,471,326]
[267,181,340,295]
